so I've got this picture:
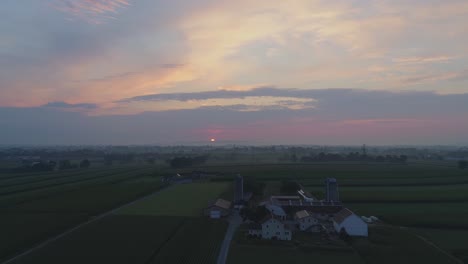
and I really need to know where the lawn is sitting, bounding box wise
[117,182,230,217]
[227,224,364,264]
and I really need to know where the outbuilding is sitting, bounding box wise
[294,210,319,231]
[204,198,231,219]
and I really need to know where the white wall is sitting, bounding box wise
[334,215,368,237]
[297,216,318,231]
[262,219,292,240]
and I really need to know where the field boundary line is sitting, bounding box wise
[412,232,463,264]
[143,219,187,264]
[0,184,173,264]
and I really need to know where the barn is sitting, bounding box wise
[204,198,232,219]
[332,208,368,237]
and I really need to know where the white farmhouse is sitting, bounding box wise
[294,210,319,232]
[332,208,368,237]
[248,215,292,240]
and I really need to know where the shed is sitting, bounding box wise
[204,198,232,218]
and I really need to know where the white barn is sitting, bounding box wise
[332,208,368,237]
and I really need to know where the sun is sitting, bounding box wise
[210,138,216,142]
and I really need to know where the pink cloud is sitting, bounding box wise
[50,0,132,23]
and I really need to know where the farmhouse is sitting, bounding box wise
[248,214,292,240]
[294,210,319,232]
[204,198,231,219]
[332,208,368,237]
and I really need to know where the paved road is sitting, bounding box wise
[217,211,242,264]
[1,185,172,264]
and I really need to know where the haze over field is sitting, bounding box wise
[1,0,468,145]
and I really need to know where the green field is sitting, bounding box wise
[2,161,468,263]
[9,215,227,264]
[350,225,461,264]
[117,182,230,216]
[0,166,166,261]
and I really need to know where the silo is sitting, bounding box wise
[325,178,339,201]
[234,174,244,203]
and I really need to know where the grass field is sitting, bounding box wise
[117,182,230,216]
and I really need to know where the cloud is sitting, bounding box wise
[393,56,454,65]
[1,90,468,145]
[401,70,468,85]
[42,101,98,109]
[50,0,133,23]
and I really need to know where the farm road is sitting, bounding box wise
[1,184,173,264]
[217,211,242,264]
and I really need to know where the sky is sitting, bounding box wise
[1,0,468,145]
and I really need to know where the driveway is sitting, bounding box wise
[217,211,242,264]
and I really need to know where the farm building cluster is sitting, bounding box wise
[203,174,372,241]
[204,174,252,218]
[248,178,369,240]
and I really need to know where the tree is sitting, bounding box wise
[59,160,73,170]
[280,180,299,195]
[291,153,297,162]
[399,155,408,163]
[458,160,468,170]
[244,177,266,196]
[80,159,91,168]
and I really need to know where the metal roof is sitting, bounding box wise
[295,210,310,219]
[332,208,355,225]
[212,198,232,210]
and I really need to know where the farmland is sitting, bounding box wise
[9,215,227,264]
[117,182,230,216]
[0,169,230,264]
[221,161,468,264]
[1,159,467,263]
[0,165,166,261]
